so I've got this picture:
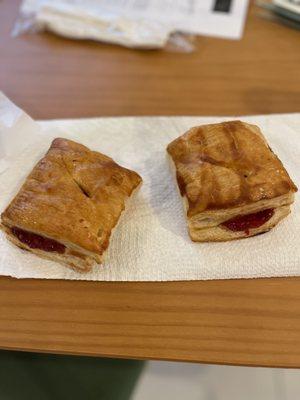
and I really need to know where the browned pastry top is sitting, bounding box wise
[167,121,297,217]
[1,138,142,254]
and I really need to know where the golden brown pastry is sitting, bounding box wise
[1,138,142,272]
[167,121,297,241]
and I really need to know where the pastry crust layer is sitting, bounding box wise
[167,121,297,241]
[1,138,142,271]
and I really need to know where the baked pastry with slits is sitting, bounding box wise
[1,138,142,272]
[167,121,297,241]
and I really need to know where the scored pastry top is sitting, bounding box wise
[167,121,297,217]
[1,138,142,255]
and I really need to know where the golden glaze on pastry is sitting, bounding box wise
[167,121,297,241]
[1,138,142,271]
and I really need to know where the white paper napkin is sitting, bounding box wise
[0,93,299,281]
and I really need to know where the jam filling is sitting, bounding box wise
[11,227,66,254]
[221,208,274,235]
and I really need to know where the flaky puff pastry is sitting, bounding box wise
[1,138,142,272]
[167,121,297,241]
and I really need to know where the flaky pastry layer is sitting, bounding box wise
[1,138,142,271]
[167,121,297,242]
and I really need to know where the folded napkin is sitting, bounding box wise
[0,93,299,281]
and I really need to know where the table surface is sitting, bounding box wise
[1,0,300,368]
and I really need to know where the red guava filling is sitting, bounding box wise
[221,209,274,234]
[11,227,65,254]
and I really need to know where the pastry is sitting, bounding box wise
[167,121,297,241]
[1,138,142,271]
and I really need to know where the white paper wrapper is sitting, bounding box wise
[0,93,299,281]
[17,0,249,49]
[19,0,172,48]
